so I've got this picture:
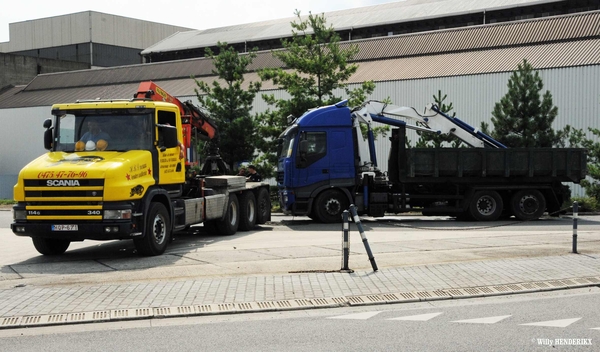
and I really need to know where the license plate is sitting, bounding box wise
[52,224,78,231]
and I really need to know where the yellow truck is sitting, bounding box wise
[11,82,271,256]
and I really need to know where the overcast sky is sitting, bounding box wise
[0,0,401,42]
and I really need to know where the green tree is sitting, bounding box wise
[561,126,600,201]
[488,59,560,147]
[256,10,376,176]
[194,42,261,171]
[415,90,463,148]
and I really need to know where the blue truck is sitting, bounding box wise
[276,100,587,223]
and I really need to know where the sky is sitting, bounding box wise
[0,0,402,43]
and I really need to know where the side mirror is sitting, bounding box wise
[43,119,53,150]
[276,139,283,157]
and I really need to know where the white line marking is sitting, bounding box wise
[521,318,582,328]
[388,312,443,321]
[452,315,512,324]
[327,311,382,320]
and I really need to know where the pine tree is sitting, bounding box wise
[194,42,262,171]
[255,11,375,176]
[490,59,560,147]
[415,90,463,148]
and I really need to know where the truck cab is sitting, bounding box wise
[278,101,359,222]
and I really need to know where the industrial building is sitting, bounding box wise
[0,0,598,199]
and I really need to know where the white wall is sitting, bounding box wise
[0,106,49,199]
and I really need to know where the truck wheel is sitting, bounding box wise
[469,190,503,221]
[238,192,257,231]
[134,202,171,256]
[511,190,546,221]
[216,194,239,235]
[256,188,271,224]
[314,189,348,223]
[32,238,70,255]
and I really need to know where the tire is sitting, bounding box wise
[32,238,70,255]
[216,194,239,236]
[313,189,349,223]
[469,190,503,221]
[256,188,271,224]
[238,192,257,231]
[511,189,546,221]
[134,202,171,256]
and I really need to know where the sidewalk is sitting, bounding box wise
[1,251,599,329]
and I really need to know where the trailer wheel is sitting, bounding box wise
[32,238,70,255]
[511,190,546,221]
[256,188,271,224]
[216,194,239,235]
[238,192,257,231]
[314,189,348,223]
[134,202,171,256]
[469,190,503,221]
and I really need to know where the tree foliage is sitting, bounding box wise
[487,59,561,148]
[256,10,375,175]
[194,42,261,170]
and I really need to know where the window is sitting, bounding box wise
[297,131,327,168]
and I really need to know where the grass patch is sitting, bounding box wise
[0,199,15,205]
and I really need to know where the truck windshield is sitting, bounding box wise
[278,125,297,158]
[53,110,154,152]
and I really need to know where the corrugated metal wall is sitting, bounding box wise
[1,66,598,199]
[0,107,48,199]
[4,12,192,53]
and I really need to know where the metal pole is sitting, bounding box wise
[341,210,352,272]
[572,201,578,254]
[349,204,378,272]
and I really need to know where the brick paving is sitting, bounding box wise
[1,253,599,319]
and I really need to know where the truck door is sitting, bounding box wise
[156,109,185,185]
[294,131,329,187]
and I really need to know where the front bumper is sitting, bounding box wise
[11,221,137,241]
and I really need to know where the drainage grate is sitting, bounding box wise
[111,308,153,321]
[0,316,21,329]
[68,311,110,324]
[154,306,195,318]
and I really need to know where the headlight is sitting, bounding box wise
[13,209,27,220]
[104,209,132,220]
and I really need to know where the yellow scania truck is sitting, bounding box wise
[11,82,271,256]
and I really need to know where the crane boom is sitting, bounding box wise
[351,100,506,148]
[134,81,227,174]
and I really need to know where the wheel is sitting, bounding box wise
[32,238,70,255]
[313,189,349,223]
[238,192,257,231]
[511,189,546,221]
[256,187,271,224]
[216,194,239,235]
[134,202,171,256]
[469,190,503,221]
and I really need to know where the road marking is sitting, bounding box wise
[327,311,382,320]
[388,312,443,321]
[521,318,582,328]
[452,315,512,324]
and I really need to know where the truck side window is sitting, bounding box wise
[297,131,327,168]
